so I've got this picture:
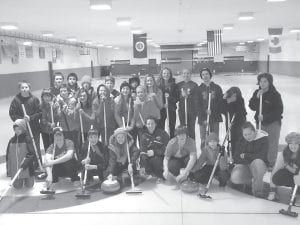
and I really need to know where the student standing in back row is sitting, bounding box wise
[176,69,198,139]
[249,73,283,169]
[197,68,223,149]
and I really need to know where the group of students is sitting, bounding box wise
[5,68,300,202]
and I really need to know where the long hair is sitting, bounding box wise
[144,74,159,94]
[283,145,300,167]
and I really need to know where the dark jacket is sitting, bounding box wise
[140,128,170,157]
[176,80,198,116]
[40,102,60,134]
[80,141,110,176]
[157,78,179,111]
[197,82,223,123]
[9,93,41,131]
[249,87,283,125]
[6,133,35,177]
[234,130,269,165]
[106,132,140,175]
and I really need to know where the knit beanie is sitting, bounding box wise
[81,75,92,85]
[120,81,131,92]
[175,126,188,136]
[207,133,219,142]
[88,128,99,136]
[285,132,300,144]
[13,119,27,133]
[105,76,115,84]
[200,68,212,78]
[67,73,78,81]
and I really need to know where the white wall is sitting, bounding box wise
[99,46,161,65]
[0,44,100,75]
[259,34,300,61]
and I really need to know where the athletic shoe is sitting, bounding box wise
[267,191,278,201]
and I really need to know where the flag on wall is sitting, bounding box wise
[133,33,147,58]
[268,28,282,54]
[207,30,222,56]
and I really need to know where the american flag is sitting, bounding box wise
[207,30,222,56]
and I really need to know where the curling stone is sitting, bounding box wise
[180,179,200,193]
[101,177,121,194]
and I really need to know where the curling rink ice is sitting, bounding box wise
[0,73,300,225]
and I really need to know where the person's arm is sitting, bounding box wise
[52,150,74,165]
[29,97,42,121]
[113,97,123,127]
[104,149,117,178]
[163,156,170,173]
[248,90,259,112]
[243,137,269,162]
[153,131,170,156]
[184,153,197,174]
[130,144,140,163]
[9,98,22,121]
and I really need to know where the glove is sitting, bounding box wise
[220,146,225,156]
[20,155,33,170]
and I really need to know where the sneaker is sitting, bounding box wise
[267,191,278,201]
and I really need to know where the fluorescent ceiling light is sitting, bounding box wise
[257,38,265,41]
[239,42,245,45]
[23,41,33,46]
[113,47,119,50]
[267,0,286,2]
[0,22,18,30]
[42,31,53,37]
[97,43,104,47]
[131,27,143,34]
[67,37,77,42]
[117,17,131,26]
[90,0,112,10]
[290,28,300,33]
[85,40,93,45]
[223,24,234,30]
[247,40,254,43]
[238,12,254,21]
[106,45,113,48]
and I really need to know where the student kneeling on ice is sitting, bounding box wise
[6,119,35,189]
[42,127,79,192]
[79,128,110,183]
[106,128,140,186]
[231,121,268,198]
[163,126,197,184]
[268,132,300,201]
[189,133,230,187]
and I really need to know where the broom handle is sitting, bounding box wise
[259,94,262,131]
[227,112,233,162]
[184,95,187,126]
[122,117,135,190]
[166,94,170,135]
[50,103,54,124]
[139,112,145,126]
[206,92,212,134]
[21,104,43,171]
[79,110,85,144]
[0,168,23,201]
[127,97,131,127]
[104,101,107,145]
[288,184,298,207]
[83,141,91,187]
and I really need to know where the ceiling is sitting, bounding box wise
[0,0,299,47]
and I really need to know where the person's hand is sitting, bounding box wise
[50,123,55,129]
[128,163,133,176]
[293,174,300,185]
[240,153,245,159]
[147,150,154,157]
[176,173,187,183]
[131,93,136,99]
[107,174,113,180]
[81,157,91,165]
[181,88,187,98]
[206,109,211,115]
[79,108,83,114]
[165,93,169,98]
[43,159,54,167]
[258,115,263,122]
[256,90,263,98]
[163,169,169,180]
[85,164,93,170]
[24,115,30,122]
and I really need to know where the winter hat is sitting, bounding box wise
[120,81,131,92]
[88,128,99,136]
[41,88,53,99]
[175,125,188,136]
[113,127,128,136]
[67,73,78,81]
[207,133,219,142]
[285,132,300,144]
[105,76,115,84]
[257,73,274,86]
[53,126,64,135]
[200,68,212,79]
[81,75,92,85]
[13,119,27,132]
